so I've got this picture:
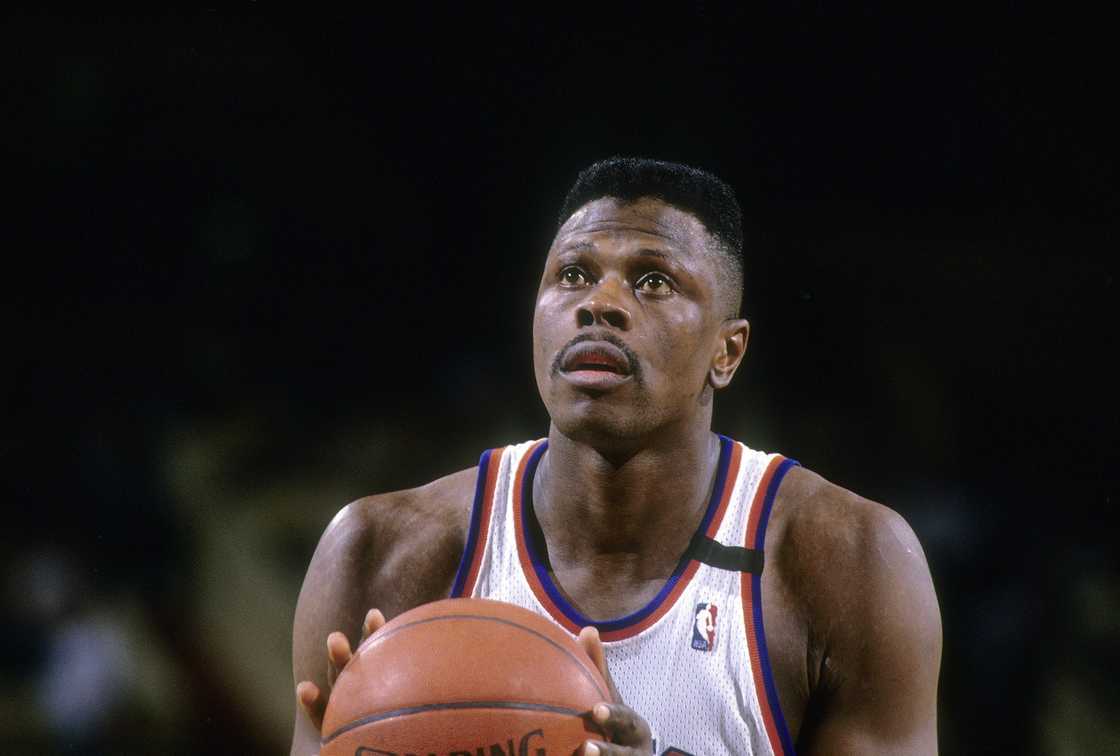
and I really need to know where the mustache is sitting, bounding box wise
[551,331,642,381]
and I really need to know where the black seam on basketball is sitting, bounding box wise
[321,700,587,745]
[356,613,609,699]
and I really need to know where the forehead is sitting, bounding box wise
[552,197,710,255]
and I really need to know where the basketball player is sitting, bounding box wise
[291,158,942,755]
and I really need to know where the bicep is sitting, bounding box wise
[290,503,379,753]
[292,504,376,688]
[802,511,942,755]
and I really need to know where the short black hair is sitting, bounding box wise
[557,157,744,316]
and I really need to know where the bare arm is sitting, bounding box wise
[799,500,942,755]
[289,469,476,756]
[292,500,390,756]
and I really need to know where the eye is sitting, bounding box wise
[636,272,674,295]
[559,266,590,287]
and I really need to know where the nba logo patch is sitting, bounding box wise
[691,602,717,652]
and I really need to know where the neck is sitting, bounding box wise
[533,417,723,580]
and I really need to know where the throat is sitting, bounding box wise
[522,433,729,622]
[532,433,725,561]
[549,561,673,621]
[527,501,684,620]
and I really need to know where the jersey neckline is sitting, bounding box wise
[513,434,743,641]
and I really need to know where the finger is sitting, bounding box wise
[582,739,646,756]
[326,631,353,687]
[590,702,653,747]
[361,608,386,643]
[296,680,325,732]
[578,626,620,703]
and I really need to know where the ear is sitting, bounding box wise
[708,318,750,390]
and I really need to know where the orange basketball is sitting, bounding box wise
[320,598,611,756]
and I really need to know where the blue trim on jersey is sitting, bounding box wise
[449,448,495,598]
[520,435,734,633]
[751,456,800,756]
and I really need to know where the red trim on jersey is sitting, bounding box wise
[742,454,790,756]
[511,441,573,627]
[514,440,744,642]
[457,447,506,597]
[705,441,743,538]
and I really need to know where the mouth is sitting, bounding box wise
[564,347,628,373]
[561,342,631,374]
[557,340,634,388]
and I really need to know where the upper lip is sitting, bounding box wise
[560,341,632,375]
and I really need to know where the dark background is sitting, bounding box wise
[4,7,1117,755]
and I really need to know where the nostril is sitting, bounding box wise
[603,310,628,329]
[577,308,594,327]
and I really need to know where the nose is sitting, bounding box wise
[576,278,631,330]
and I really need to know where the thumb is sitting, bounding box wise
[578,626,621,704]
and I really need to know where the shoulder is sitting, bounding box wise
[767,465,942,741]
[768,465,929,584]
[338,467,480,555]
[768,465,939,632]
[292,466,480,680]
[309,465,481,617]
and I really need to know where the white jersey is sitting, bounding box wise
[449,436,799,756]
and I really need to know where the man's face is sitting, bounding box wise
[533,196,733,444]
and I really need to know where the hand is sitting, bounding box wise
[295,608,386,732]
[577,626,654,756]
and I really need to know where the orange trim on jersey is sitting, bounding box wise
[744,458,778,547]
[742,454,792,756]
[457,446,506,597]
[705,441,743,538]
[515,438,744,642]
[512,441,570,625]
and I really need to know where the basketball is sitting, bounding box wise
[320,597,611,756]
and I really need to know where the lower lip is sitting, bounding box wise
[560,369,632,389]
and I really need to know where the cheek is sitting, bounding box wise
[531,296,560,373]
[652,306,711,373]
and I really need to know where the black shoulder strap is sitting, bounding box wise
[685,531,764,574]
